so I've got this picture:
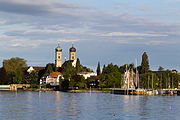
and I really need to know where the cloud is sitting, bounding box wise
[166,0,180,2]
[0,35,13,39]
[7,0,88,9]
[0,0,89,17]
[99,32,167,37]
[58,39,79,43]
[168,8,178,11]
[0,0,179,70]
[11,43,36,47]
[0,0,180,50]
[145,41,166,46]
[0,20,6,25]
[115,5,152,12]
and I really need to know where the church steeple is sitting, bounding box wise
[55,44,62,67]
[69,44,76,61]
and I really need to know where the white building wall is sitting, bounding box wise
[77,72,97,79]
[27,66,35,73]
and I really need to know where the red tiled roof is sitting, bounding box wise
[49,72,62,78]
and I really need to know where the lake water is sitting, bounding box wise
[0,91,179,120]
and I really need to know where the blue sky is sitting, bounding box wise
[0,0,180,71]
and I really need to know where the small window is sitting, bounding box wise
[58,56,60,59]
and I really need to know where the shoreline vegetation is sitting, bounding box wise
[18,88,112,93]
[0,52,180,94]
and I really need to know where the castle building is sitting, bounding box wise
[55,45,62,68]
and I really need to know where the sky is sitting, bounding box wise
[0,0,180,71]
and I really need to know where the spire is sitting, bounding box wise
[56,42,62,51]
[58,41,60,46]
[69,43,76,52]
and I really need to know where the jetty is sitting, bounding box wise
[0,84,30,91]
[111,88,180,96]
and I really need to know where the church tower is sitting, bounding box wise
[55,44,62,67]
[69,44,76,61]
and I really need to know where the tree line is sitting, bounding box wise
[95,52,180,89]
[0,57,93,89]
[0,52,180,90]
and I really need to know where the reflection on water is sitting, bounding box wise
[0,91,180,120]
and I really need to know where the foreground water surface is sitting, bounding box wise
[0,91,179,120]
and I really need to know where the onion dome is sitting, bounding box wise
[56,45,62,51]
[69,44,76,52]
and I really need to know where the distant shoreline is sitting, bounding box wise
[0,88,112,93]
[24,88,112,93]
[66,89,111,93]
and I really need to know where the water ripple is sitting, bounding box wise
[0,91,180,120]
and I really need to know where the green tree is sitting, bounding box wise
[101,72,121,88]
[61,79,69,90]
[87,76,98,88]
[62,61,77,80]
[141,52,149,74]
[3,57,27,84]
[45,63,54,74]
[69,79,75,88]
[77,76,87,89]
[129,63,135,70]
[97,61,101,76]
[51,63,57,72]
[158,66,164,71]
[13,66,24,84]
[102,63,119,74]
[140,72,159,89]
[171,73,180,89]
[137,66,142,74]
[100,63,122,88]
[76,58,80,67]
[140,70,180,89]
[119,64,135,74]
[0,67,9,84]
[119,64,126,73]
[76,58,82,73]
[27,71,39,84]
